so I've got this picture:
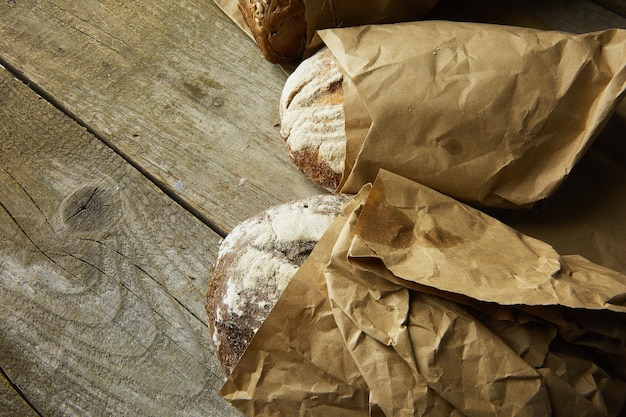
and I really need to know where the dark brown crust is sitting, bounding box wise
[238,0,307,64]
[320,79,344,105]
[287,146,342,191]
[206,252,251,376]
[206,239,317,375]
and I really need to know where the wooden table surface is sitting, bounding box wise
[1,0,625,416]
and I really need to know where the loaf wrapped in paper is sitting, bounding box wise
[212,0,439,63]
[219,190,373,416]
[311,22,626,208]
[220,170,626,416]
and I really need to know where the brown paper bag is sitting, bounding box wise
[326,170,626,416]
[220,170,626,416]
[325,203,551,416]
[496,113,626,276]
[316,22,626,208]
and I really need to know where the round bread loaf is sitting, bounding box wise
[279,47,346,191]
[238,0,307,64]
[206,193,351,376]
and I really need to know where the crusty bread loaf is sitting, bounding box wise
[279,47,346,191]
[238,0,307,64]
[206,193,351,376]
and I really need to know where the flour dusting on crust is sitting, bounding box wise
[280,47,346,189]
[206,193,352,376]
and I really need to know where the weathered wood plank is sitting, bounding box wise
[591,0,626,18]
[0,67,236,416]
[427,0,626,33]
[517,0,626,32]
[0,369,39,417]
[0,0,325,235]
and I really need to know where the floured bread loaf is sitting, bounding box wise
[238,0,307,64]
[279,47,346,191]
[206,193,351,376]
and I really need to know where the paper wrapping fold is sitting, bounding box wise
[220,170,626,416]
[326,207,551,417]
[499,115,626,276]
[347,173,626,313]
[316,22,626,208]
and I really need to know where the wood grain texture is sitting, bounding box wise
[0,0,325,235]
[427,0,626,33]
[0,67,236,416]
[0,370,39,417]
[591,0,626,18]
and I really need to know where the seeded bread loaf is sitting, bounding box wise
[237,1,440,64]
[279,47,346,191]
[206,193,351,376]
[238,0,307,64]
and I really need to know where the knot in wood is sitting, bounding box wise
[61,185,120,234]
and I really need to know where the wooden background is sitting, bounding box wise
[1,0,625,415]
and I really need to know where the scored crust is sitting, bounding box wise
[279,47,346,191]
[238,0,307,64]
[206,193,352,377]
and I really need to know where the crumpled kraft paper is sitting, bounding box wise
[497,112,626,276]
[220,170,626,416]
[346,174,626,313]
[316,21,626,208]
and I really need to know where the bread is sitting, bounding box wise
[279,47,346,191]
[206,193,351,376]
[237,1,439,64]
[238,0,307,64]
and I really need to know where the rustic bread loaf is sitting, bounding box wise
[279,47,346,191]
[238,0,307,64]
[206,193,351,376]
